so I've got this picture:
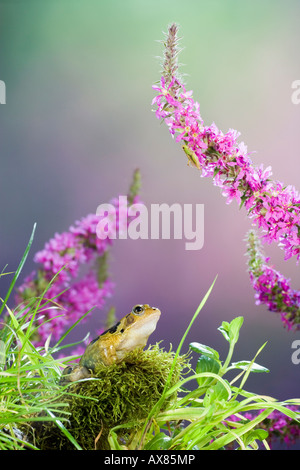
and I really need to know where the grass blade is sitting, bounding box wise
[46,409,82,450]
[0,223,36,318]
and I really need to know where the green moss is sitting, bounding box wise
[30,344,190,450]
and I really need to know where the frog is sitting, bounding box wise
[60,304,161,384]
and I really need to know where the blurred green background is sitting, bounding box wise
[1,0,300,448]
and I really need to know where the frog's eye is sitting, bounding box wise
[132,305,145,315]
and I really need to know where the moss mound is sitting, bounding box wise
[31,344,189,450]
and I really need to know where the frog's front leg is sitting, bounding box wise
[60,364,91,385]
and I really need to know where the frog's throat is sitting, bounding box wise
[117,310,161,353]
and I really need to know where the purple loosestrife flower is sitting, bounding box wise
[246,230,300,330]
[15,217,113,346]
[33,213,113,285]
[70,213,113,260]
[152,24,300,262]
[266,407,300,447]
[228,407,300,448]
[153,24,300,329]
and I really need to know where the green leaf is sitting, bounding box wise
[213,166,220,178]
[243,428,269,447]
[195,356,220,387]
[230,361,269,373]
[218,321,230,342]
[108,430,124,450]
[212,380,231,402]
[234,342,268,395]
[204,380,230,407]
[189,342,219,361]
[218,317,244,345]
[0,340,5,370]
[229,317,244,344]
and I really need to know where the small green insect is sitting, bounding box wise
[182,144,201,169]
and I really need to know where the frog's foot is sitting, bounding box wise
[59,365,91,385]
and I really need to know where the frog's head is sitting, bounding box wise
[124,304,161,335]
